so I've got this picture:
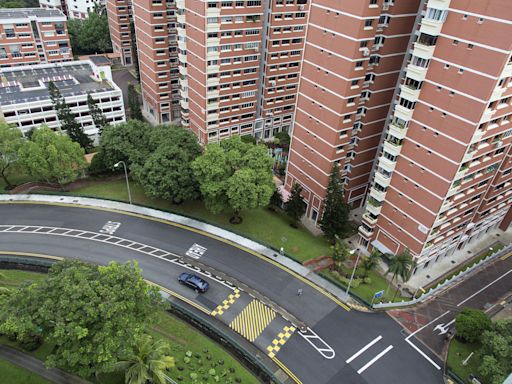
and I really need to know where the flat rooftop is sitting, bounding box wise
[0,62,116,106]
[0,8,64,20]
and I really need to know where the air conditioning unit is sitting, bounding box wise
[269,80,276,86]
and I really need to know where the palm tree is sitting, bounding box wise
[361,249,381,278]
[386,249,413,298]
[116,334,175,384]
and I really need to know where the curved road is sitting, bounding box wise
[0,202,443,384]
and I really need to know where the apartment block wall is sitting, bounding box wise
[359,0,512,269]
[41,0,107,19]
[0,11,72,67]
[107,0,134,66]
[284,0,419,222]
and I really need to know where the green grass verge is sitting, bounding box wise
[0,270,47,288]
[66,179,332,263]
[0,359,52,384]
[0,271,260,384]
[446,339,482,383]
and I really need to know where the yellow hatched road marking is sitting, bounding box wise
[211,289,241,316]
[266,325,296,358]
[500,252,512,261]
[229,300,276,342]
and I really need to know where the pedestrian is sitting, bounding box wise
[297,288,303,296]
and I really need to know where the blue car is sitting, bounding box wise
[178,272,210,293]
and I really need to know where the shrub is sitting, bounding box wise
[455,308,492,343]
[88,150,111,176]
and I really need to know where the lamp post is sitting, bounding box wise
[114,161,132,205]
[345,248,361,297]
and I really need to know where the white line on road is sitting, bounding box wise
[457,268,512,307]
[298,327,336,359]
[357,345,393,374]
[346,335,382,363]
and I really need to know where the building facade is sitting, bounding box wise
[0,9,72,68]
[40,0,107,19]
[0,60,126,139]
[106,0,134,66]
[284,0,420,222]
[358,0,512,270]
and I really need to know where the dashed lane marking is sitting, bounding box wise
[346,336,382,363]
[266,325,296,358]
[211,289,241,316]
[299,327,336,359]
[229,300,276,342]
[0,202,351,312]
[357,345,394,375]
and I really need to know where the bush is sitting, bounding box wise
[363,277,372,285]
[240,135,256,145]
[88,150,111,176]
[455,308,492,343]
[19,334,42,351]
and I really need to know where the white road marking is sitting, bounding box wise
[186,243,207,259]
[357,345,393,374]
[433,319,455,335]
[457,268,512,307]
[298,327,336,359]
[100,221,121,235]
[346,335,382,363]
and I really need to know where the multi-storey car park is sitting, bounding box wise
[358,0,512,272]
[0,8,72,68]
[0,59,126,140]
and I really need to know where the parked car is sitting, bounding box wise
[178,272,210,293]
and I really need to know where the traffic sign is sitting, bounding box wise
[374,290,384,298]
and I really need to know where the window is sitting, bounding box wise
[364,20,373,28]
[207,17,218,23]
[426,7,448,21]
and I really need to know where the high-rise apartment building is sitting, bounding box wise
[0,9,72,68]
[106,0,135,66]
[132,0,181,124]
[358,0,512,269]
[40,0,107,19]
[284,0,420,222]
[133,0,308,142]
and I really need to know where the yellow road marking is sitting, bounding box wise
[273,357,303,384]
[0,201,350,312]
[266,325,296,359]
[212,289,241,316]
[500,252,512,261]
[230,300,276,342]
[0,251,63,261]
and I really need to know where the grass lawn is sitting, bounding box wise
[0,269,47,289]
[0,359,52,384]
[67,179,332,263]
[0,271,260,384]
[446,338,482,383]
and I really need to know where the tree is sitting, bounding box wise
[87,93,108,135]
[268,188,282,211]
[133,127,201,203]
[320,163,350,241]
[48,81,93,149]
[0,0,39,7]
[18,127,87,188]
[98,120,152,169]
[455,308,492,343]
[0,260,163,378]
[130,21,140,81]
[285,182,306,227]
[116,334,175,384]
[331,236,351,271]
[128,84,143,120]
[191,136,274,223]
[0,122,23,189]
[478,319,512,384]
[67,13,112,55]
[386,249,413,297]
[361,249,381,278]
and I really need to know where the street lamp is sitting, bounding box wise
[114,161,132,205]
[345,248,361,297]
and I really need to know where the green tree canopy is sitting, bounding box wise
[191,136,274,222]
[285,182,306,227]
[18,126,87,187]
[361,249,381,278]
[478,319,512,384]
[0,260,163,378]
[331,236,351,269]
[128,84,143,121]
[455,308,492,343]
[67,12,112,55]
[87,93,109,135]
[0,122,24,188]
[133,126,202,203]
[116,334,175,384]
[320,163,350,241]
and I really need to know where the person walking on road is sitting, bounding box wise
[297,288,303,296]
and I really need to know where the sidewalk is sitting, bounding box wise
[0,345,90,384]
[407,227,512,289]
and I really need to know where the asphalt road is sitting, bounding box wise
[0,203,444,384]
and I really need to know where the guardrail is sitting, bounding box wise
[373,244,512,309]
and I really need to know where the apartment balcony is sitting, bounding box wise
[177,40,186,51]
[455,166,469,179]
[480,108,494,123]
[207,77,219,87]
[176,14,185,24]
[176,0,184,8]
[502,62,512,78]
[388,121,408,139]
[358,225,374,238]
[426,0,451,9]
[412,41,435,60]
[490,86,506,101]
[462,149,476,162]
[366,202,382,216]
[206,7,220,17]
[207,64,220,74]
[362,213,378,226]
[375,171,391,188]
[419,18,443,36]
[207,101,218,109]
[178,52,186,63]
[394,104,414,121]
[379,156,397,173]
[447,184,461,197]
[383,139,402,157]
[471,129,485,143]
[206,22,220,33]
[405,63,428,82]
[400,84,420,102]
[370,187,387,202]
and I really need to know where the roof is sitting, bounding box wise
[88,55,111,66]
[0,62,116,106]
[0,8,65,20]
